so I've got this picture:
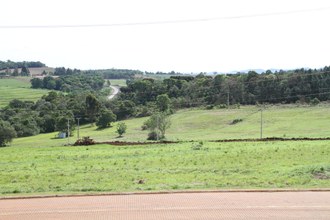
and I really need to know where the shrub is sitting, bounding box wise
[147,131,162,140]
[144,112,171,140]
[231,118,243,125]
[141,124,148,131]
[192,141,204,150]
[217,104,227,109]
[136,106,153,117]
[74,136,95,146]
[0,120,17,147]
[310,98,320,106]
[116,122,127,137]
[205,105,214,110]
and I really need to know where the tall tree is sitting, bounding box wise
[0,119,17,147]
[20,66,30,76]
[85,94,101,123]
[96,109,116,129]
[144,112,171,140]
[12,68,19,76]
[116,122,127,137]
[156,94,171,112]
[30,78,43,88]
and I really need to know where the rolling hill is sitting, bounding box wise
[12,104,330,148]
[0,78,49,107]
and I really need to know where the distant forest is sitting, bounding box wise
[118,66,330,108]
[54,68,181,79]
[31,75,105,92]
[0,60,45,70]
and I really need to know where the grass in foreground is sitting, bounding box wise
[0,78,48,107]
[0,141,329,196]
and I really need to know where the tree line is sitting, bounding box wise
[52,68,142,78]
[117,66,330,110]
[55,67,184,79]
[30,74,105,92]
[0,60,45,71]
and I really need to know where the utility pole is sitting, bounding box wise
[227,86,230,109]
[260,108,263,139]
[77,117,80,140]
[67,119,70,145]
[156,115,159,141]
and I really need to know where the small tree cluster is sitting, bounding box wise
[310,98,320,106]
[96,110,116,129]
[143,112,171,140]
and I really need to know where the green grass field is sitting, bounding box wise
[109,79,127,87]
[2,104,330,196]
[0,141,329,196]
[11,104,330,148]
[0,78,49,107]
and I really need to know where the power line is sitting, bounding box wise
[256,91,330,102]
[146,70,330,88]
[260,108,263,139]
[67,118,70,144]
[1,6,329,29]
[172,90,330,106]
[77,117,81,139]
[4,89,328,116]
[129,72,330,98]
[227,71,330,87]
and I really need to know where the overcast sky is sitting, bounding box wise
[0,0,329,73]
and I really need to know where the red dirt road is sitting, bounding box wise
[1,192,329,220]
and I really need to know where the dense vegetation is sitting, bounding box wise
[54,67,184,79]
[30,74,105,92]
[84,69,184,79]
[0,60,45,71]
[0,68,114,140]
[53,67,142,79]
[53,67,82,76]
[84,69,142,79]
[0,89,122,140]
[118,67,330,110]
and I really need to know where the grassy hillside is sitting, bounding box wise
[0,141,329,195]
[11,104,330,148]
[109,79,127,87]
[0,78,49,107]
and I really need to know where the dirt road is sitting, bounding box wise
[1,191,329,219]
[108,85,119,100]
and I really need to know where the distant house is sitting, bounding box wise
[58,132,66,139]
